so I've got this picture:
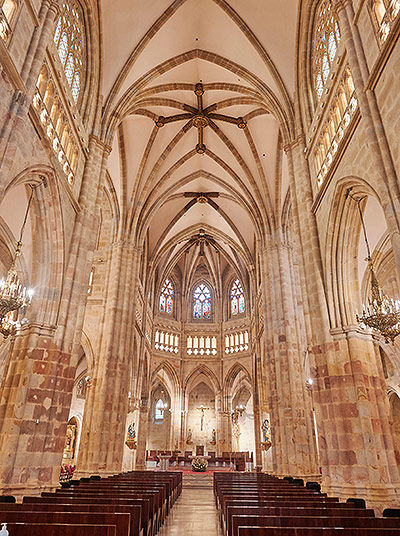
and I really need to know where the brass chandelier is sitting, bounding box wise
[348,188,400,344]
[0,188,35,338]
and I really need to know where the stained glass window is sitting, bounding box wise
[159,279,174,315]
[230,279,245,316]
[312,0,341,100]
[155,399,165,420]
[53,1,86,102]
[193,283,212,320]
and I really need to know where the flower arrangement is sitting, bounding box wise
[191,456,208,472]
[59,464,76,483]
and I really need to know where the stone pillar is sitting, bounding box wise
[135,399,149,471]
[286,138,400,508]
[216,390,232,455]
[77,242,141,475]
[253,336,265,470]
[259,238,319,479]
[0,136,108,495]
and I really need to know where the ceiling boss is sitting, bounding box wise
[154,82,247,154]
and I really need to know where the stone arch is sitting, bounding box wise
[184,365,221,396]
[324,176,384,328]
[2,166,64,328]
[224,363,251,395]
[151,361,181,396]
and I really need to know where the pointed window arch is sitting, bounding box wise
[193,282,212,320]
[369,0,400,43]
[53,0,86,103]
[159,278,174,315]
[312,0,341,100]
[230,278,245,316]
[155,399,165,420]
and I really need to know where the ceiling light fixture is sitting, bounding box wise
[0,187,36,338]
[347,188,400,344]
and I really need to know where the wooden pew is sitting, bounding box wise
[0,511,129,536]
[231,515,400,536]
[0,502,142,536]
[24,495,152,536]
[0,523,116,535]
[237,529,400,536]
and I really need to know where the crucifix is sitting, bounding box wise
[197,405,209,432]
[155,82,247,154]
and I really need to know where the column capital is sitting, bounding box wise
[283,134,306,154]
[88,135,112,157]
[332,0,352,16]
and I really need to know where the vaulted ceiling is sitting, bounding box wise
[102,0,298,288]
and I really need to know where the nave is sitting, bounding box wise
[158,486,222,536]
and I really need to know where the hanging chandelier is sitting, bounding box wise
[0,188,35,338]
[347,188,400,344]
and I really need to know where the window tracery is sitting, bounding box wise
[225,331,249,354]
[159,279,174,315]
[33,64,79,184]
[187,335,217,356]
[230,278,245,316]
[314,67,358,187]
[312,0,341,100]
[54,1,86,103]
[369,0,400,43]
[193,283,212,320]
[0,0,19,42]
[155,399,165,421]
[154,330,179,353]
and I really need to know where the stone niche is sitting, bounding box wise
[186,381,216,449]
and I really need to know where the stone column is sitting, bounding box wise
[77,242,141,475]
[253,341,264,469]
[287,138,400,509]
[135,399,149,470]
[0,135,109,495]
[259,237,319,479]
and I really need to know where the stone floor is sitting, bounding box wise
[159,486,223,536]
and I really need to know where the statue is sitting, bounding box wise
[186,428,193,444]
[63,423,77,459]
[210,428,216,445]
[127,423,136,440]
[125,422,137,450]
[262,419,271,443]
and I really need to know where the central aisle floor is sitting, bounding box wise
[159,486,223,536]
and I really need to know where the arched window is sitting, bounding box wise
[369,0,400,43]
[312,0,341,100]
[155,399,165,420]
[54,1,86,102]
[159,278,174,315]
[193,283,212,320]
[1,0,19,41]
[230,278,245,316]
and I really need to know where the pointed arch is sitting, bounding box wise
[224,362,252,394]
[150,361,181,394]
[54,0,87,103]
[184,364,221,395]
[311,0,341,101]
[192,280,213,321]
[230,277,245,317]
[159,278,175,315]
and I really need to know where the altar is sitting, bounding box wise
[158,454,171,471]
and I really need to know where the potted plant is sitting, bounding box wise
[191,457,208,472]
